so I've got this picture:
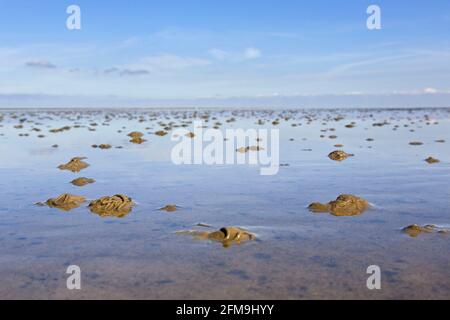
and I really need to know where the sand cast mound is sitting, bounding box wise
[71,177,95,187]
[58,157,90,173]
[309,194,369,216]
[89,194,134,218]
[45,194,86,211]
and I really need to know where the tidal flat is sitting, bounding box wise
[0,108,449,299]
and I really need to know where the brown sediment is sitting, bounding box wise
[71,177,95,187]
[128,131,147,144]
[308,202,331,213]
[425,157,440,164]
[236,146,249,153]
[89,194,134,218]
[176,226,256,248]
[128,131,144,138]
[185,132,195,138]
[248,145,263,151]
[44,194,86,211]
[155,130,168,136]
[328,150,354,161]
[236,145,262,153]
[49,126,71,133]
[92,144,111,149]
[130,137,146,144]
[58,157,89,173]
[309,194,369,216]
[159,204,179,212]
[402,224,449,238]
[334,144,344,148]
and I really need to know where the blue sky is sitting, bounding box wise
[0,0,449,107]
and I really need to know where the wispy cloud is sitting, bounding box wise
[140,54,210,70]
[209,48,229,60]
[209,47,262,61]
[243,47,262,60]
[25,60,57,69]
[423,87,438,94]
[119,69,150,76]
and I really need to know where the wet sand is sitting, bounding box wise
[0,108,449,299]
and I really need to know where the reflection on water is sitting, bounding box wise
[0,108,449,299]
[176,226,257,248]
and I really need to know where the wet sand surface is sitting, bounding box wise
[0,108,449,299]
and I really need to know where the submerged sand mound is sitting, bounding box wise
[155,130,168,136]
[128,131,143,138]
[328,150,353,161]
[49,126,71,133]
[309,194,369,216]
[159,204,179,212]
[89,194,134,218]
[402,224,449,238]
[425,156,440,164]
[128,131,147,144]
[45,194,86,211]
[58,157,89,173]
[92,144,112,149]
[71,177,95,187]
[130,137,146,144]
[176,226,256,248]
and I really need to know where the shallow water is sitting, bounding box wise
[0,108,449,299]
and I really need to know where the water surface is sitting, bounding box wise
[0,108,449,299]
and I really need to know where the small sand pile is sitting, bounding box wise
[58,157,89,173]
[236,146,263,153]
[44,194,86,211]
[425,157,440,164]
[159,204,179,212]
[89,194,134,218]
[402,224,449,238]
[71,177,95,187]
[309,194,369,216]
[176,226,256,248]
[155,130,168,136]
[92,144,112,149]
[49,126,71,133]
[328,150,354,161]
[128,131,146,144]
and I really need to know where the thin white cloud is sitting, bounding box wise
[423,87,438,94]
[209,48,229,60]
[243,47,262,60]
[139,54,210,70]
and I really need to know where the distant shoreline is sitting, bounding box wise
[1,106,450,113]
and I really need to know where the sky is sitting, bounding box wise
[0,0,449,108]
